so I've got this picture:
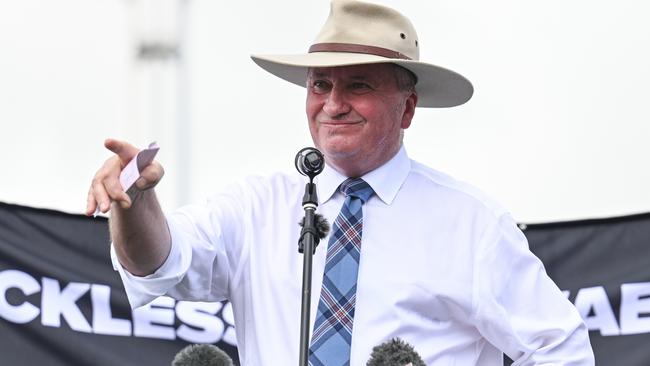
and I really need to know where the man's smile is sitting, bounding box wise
[318,120,364,126]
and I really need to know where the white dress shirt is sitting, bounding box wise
[112,146,594,365]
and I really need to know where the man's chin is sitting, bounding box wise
[320,144,359,160]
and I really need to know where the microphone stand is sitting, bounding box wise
[298,179,320,366]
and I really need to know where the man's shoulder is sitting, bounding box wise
[407,159,509,218]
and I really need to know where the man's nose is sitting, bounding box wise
[322,86,351,117]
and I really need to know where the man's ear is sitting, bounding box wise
[401,92,418,129]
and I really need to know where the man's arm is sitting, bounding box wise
[86,138,170,276]
[474,213,595,365]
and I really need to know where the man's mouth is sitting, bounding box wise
[319,120,363,126]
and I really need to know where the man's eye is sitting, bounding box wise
[350,82,371,91]
[312,80,331,92]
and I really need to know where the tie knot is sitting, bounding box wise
[339,178,374,203]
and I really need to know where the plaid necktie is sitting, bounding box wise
[309,178,374,366]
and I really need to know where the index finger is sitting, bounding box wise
[104,138,140,165]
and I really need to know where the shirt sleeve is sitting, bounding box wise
[110,184,248,309]
[472,213,595,365]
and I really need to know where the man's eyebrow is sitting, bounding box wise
[310,71,329,78]
[348,75,371,81]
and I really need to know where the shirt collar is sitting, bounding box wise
[316,145,411,205]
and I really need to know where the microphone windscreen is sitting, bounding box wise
[314,213,331,239]
[172,344,234,366]
[367,338,425,366]
[299,213,331,240]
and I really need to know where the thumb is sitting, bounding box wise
[104,138,140,165]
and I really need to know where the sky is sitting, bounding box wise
[1,0,649,223]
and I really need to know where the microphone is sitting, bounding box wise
[172,344,234,366]
[295,147,325,180]
[367,338,425,366]
[295,147,328,364]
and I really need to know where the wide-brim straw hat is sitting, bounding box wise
[251,0,473,108]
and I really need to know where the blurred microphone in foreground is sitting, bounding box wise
[367,338,426,366]
[172,344,234,366]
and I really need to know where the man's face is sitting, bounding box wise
[306,63,417,177]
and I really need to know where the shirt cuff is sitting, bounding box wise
[110,217,192,309]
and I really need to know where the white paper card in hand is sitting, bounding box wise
[119,142,160,190]
[93,142,160,218]
[120,142,160,200]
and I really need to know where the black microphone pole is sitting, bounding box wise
[299,178,318,366]
[295,148,327,366]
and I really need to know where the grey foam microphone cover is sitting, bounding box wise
[172,344,234,366]
[367,338,425,366]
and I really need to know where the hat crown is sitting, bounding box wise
[313,0,420,61]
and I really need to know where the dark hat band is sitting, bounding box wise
[309,42,412,60]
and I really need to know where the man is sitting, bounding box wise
[86,0,594,365]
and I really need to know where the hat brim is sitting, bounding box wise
[251,52,473,108]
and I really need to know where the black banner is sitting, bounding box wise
[1,201,649,365]
[0,202,239,366]
[523,214,650,365]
